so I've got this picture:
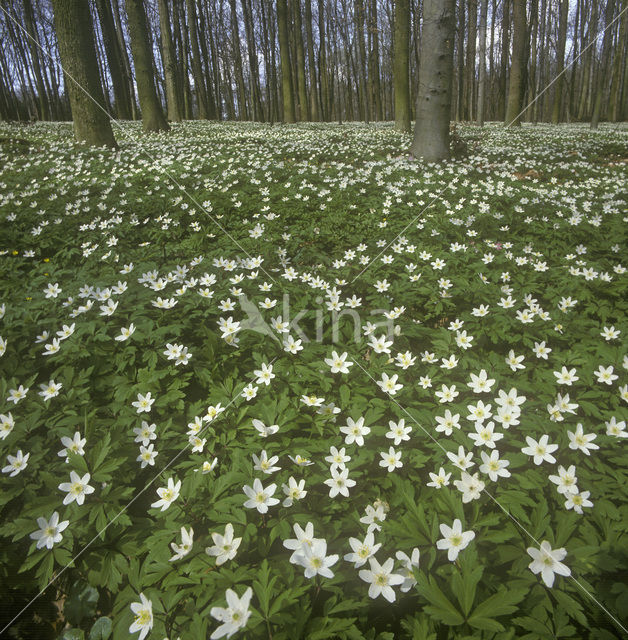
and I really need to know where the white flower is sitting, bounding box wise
[296,539,339,578]
[324,350,353,374]
[254,362,275,386]
[340,416,370,446]
[564,490,593,515]
[594,365,618,385]
[132,392,155,414]
[549,465,579,495]
[281,477,307,507]
[553,366,579,385]
[505,350,525,371]
[479,450,511,481]
[38,379,62,401]
[385,419,411,445]
[206,523,241,565]
[436,519,475,561]
[58,432,86,459]
[210,587,253,640]
[567,424,598,455]
[467,369,495,393]
[134,421,157,445]
[252,450,281,474]
[360,503,387,533]
[283,522,319,563]
[359,557,405,602]
[115,324,136,341]
[454,471,485,503]
[527,541,570,587]
[344,531,382,568]
[325,446,351,472]
[137,444,158,468]
[324,467,356,498]
[396,548,420,592]
[427,467,451,489]
[605,416,627,438]
[521,435,558,465]
[2,449,30,476]
[379,447,402,472]
[129,593,153,640]
[58,471,95,505]
[242,478,279,513]
[30,511,69,550]
[170,526,194,561]
[151,477,181,511]
[377,372,403,396]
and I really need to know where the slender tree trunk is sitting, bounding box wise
[23,0,49,120]
[228,0,248,119]
[394,0,411,131]
[292,0,309,119]
[157,0,181,121]
[196,0,217,118]
[505,0,526,125]
[185,0,208,118]
[277,0,296,122]
[465,0,477,121]
[456,0,465,121]
[242,0,264,121]
[50,0,117,145]
[410,0,455,161]
[591,0,616,128]
[356,0,370,121]
[369,0,383,120]
[499,0,510,120]
[609,0,627,122]
[304,0,320,120]
[319,0,330,120]
[126,0,168,131]
[477,0,488,126]
[551,0,569,123]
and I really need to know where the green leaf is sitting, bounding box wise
[416,574,464,626]
[88,617,112,640]
[468,587,529,631]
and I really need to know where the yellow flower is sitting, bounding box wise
[43,258,50,263]
[12,250,18,256]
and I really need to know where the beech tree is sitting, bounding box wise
[409,0,455,161]
[50,0,116,147]
[393,0,411,132]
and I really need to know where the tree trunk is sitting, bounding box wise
[551,0,568,123]
[23,0,49,120]
[184,0,208,118]
[609,0,627,122]
[409,0,455,161]
[242,0,264,121]
[277,0,296,122]
[505,0,526,125]
[456,0,465,121]
[291,0,309,119]
[126,0,168,131]
[499,0,510,120]
[228,0,248,119]
[304,0,320,120]
[465,0,477,121]
[477,0,488,126]
[591,0,616,128]
[156,0,182,121]
[318,0,330,120]
[393,0,411,131]
[356,0,370,121]
[50,0,116,146]
[369,0,382,120]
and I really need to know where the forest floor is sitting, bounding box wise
[0,121,627,639]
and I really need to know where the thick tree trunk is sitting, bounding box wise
[185,0,208,118]
[609,1,627,122]
[551,0,568,123]
[409,0,455,161]
[277,0,296,122]
[393,0,411,131]
[292,0,309,119]
[229,0,248,120]
[51,0,116,146]
[157,0,182,121]
[477,0,488,126]
[126,0,168,131]
[356,0,370,121]
[505,0,526,126]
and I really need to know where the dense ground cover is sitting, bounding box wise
[0,120,627,640]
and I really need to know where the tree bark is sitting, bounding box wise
[126,0,168,131]
[318,0,330,120]
[242,0,264,121]
[609,0,627,122]
[156,0,182,121]
[50,0,116,146]
[393,0,411,131]
[304,0,320,120]
[505,0,526,125]
[277,0,296,122]
[551,0,568,123]
[499,0,510,120]
[456,0,465,121]
[409,0,455,161]
[477,0,488,126]
[369,0,382,120]
[23,0,49,120]
[591,0,616,128]
[465,0,477,121]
